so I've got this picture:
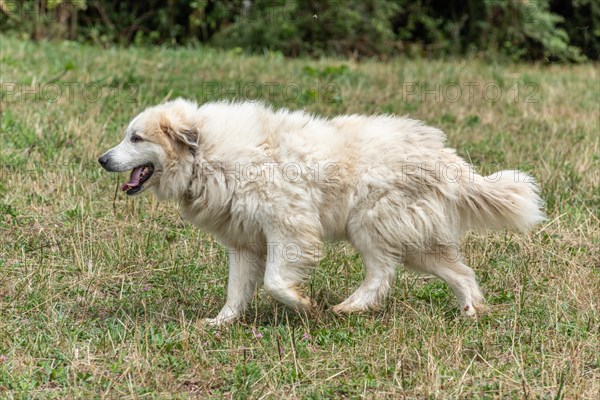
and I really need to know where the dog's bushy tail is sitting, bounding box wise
[459,170,545,233]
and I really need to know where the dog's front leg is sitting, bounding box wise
[203,246,264,326]
[263,234,321,314]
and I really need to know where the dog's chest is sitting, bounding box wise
[179,201,264,248]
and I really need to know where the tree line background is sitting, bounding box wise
[0,0,598,61]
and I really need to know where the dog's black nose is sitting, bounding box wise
[98,155,109,166]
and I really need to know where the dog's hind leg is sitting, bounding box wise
[204,246,265,326]
[333,198,403,313]
[332,248,397,313]
[405,247,485,317]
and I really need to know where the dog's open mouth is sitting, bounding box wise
[121,164,154,195]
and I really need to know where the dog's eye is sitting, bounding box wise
[131,134,143,143]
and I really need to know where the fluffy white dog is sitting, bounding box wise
[99,99,545,324]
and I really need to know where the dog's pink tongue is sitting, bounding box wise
[121,166,144,191]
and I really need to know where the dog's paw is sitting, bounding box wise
[200,315,236,327]
[331,304,349,314]
[331,303,371,314]
[461,302,487,319]
[289,297,318,315]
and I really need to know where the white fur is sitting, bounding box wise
[100,99,546,324]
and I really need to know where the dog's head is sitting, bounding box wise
[98,98,199,199]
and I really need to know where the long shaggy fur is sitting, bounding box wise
[99,99,545,323]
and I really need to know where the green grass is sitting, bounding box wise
[0,35,599,399]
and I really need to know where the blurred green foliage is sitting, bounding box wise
[0,0,598,61]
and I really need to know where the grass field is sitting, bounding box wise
[0,35,598,399]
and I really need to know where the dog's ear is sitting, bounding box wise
[159,116,198,149]
[174,127,199,148]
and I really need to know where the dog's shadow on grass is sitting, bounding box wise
[190,289,351,329]
[225,290,402,330]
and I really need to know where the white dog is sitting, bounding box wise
[99,99,545,324]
